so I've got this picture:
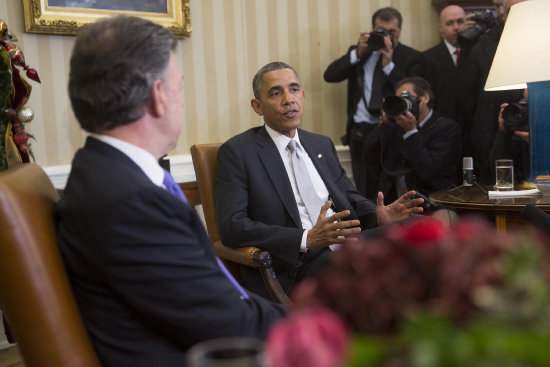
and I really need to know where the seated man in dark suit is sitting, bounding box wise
[215,62,424,300]
[377,77,462,202]
[323,7,424,200]
[57,16,285,367]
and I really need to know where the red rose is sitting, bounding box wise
[393,217,448,248]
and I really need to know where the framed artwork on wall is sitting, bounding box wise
[22,0,191,38]
[432,0,494,12]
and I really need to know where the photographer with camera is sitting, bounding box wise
[457,0,527,185]
[323,7,423,200]
[377,77,462,203]
[489,94,530,185]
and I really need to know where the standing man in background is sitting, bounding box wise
[422,5,467,122]
[458,0,526,184]
[324,7,423,200]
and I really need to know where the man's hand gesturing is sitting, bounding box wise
[306,201,361,248]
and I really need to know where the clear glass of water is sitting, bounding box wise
[495,159,514,191]
[187,337,265,367]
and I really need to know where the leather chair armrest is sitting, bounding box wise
[212,241,261,267]
[212,241,291,305]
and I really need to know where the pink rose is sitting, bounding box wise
[266,306,349,367]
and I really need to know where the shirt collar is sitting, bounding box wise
[443,39,458,56]
[90,134,164,187]
[264,124,303,154]
[418,109,433,129]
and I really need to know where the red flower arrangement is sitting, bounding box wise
[266,216,550,367]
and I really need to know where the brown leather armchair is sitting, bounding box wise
[190,143,290,304]
[0,164,101,367]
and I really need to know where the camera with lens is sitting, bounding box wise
[382,90,420,121]
[502,98,529,133]
[367,27,390,51]
[458,9,498,47]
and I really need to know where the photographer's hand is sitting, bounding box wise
[515,131,529,143]
[356,31,370,59]
[497,103,508,132]
[380,110,390,125]
[464,13,477,31]
[394,111,417,132]
[380,35,393,67]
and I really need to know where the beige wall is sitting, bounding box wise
[2,0,440,167]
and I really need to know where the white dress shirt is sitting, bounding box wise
[264,125,336,252]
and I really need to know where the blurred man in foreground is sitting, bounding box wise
[57,16,285,367]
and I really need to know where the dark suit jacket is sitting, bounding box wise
[378,112,462,200]
[422,42,462,121]
[324,43,424,144]
[57,137,285,367]
[215,127,377,298]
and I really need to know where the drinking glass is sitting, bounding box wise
[495,159,514,191]
[187,337,265,367]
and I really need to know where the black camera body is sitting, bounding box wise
[458,9,498,47]
[502,98,529,133]
[382,90,420,121]
[367,27,390,51]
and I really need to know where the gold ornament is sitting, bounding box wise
[16,107,34,123]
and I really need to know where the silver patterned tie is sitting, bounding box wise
[287,139,324,226]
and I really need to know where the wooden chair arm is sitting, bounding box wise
[212,241,291,305]
[212,241,261,267]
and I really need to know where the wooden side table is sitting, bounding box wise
[429,185,550,232]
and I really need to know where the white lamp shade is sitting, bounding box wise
[484,0,550,91]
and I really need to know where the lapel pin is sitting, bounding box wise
[318,154,322,158]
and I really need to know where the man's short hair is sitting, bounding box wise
[252,62,301,99]
[68,15,177,133]
[395,77,435,108]
[372,7,403,29]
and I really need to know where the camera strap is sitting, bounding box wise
[369,58,384,112]
[356,54,384,115]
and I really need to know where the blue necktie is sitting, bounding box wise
[162,169,249,299]
[163,169,188,203]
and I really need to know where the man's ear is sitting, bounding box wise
[419,93,430,108]
[150,79,166,117]
[251,98,263,116]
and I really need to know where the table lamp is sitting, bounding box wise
[484,0,550,185]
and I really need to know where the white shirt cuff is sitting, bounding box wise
[350,49,360,65]
[403,129,418,140]
[300,229,309,252]
[383,61,394,75]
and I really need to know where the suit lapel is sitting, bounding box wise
[437,43,456,70]
[256,127,302,228]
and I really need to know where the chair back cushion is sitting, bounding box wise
[0,164,101,367]
[190,143,222,243]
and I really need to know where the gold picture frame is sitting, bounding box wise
[22,0,191,38]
